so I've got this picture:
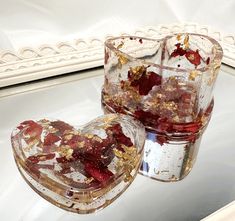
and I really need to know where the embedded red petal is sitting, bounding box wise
[134,109,160,127]
[170,43,186,57]
[62,134,83,149]
[130,71,162,96]
[185,50,201,66]
[28,153,55,164]
[44,133,61,146]
[21,121,43,138]
[138,72,162,95]
[84,161,113,184]
[108,123,133,147]
[50,121,73,134]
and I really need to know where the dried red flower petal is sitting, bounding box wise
[130,71,162,96]
[44,133,61,146]
[172,122,201,133]
[56,156,72,164]
[134,109,159,126]
[84,161,113,184]
[28,153,55,164]
[83,140,115,166]
[51,121,74,134]
[60,165,73,174]
[185,49,201,67]
[20,120,43,139]
[170,43,186,57]
[62,134,83,149]
[108,123,133,147]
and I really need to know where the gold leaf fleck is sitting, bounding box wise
[117,41,124,50]
[59,145,74,160]
[117,53,129,68]
[77,141,85,148]
[189,70,200,81]
[184,34,190,49]
[63,134,73,141]
[84,134,94,139]
[176,34,181,41]
[92,136,103,143]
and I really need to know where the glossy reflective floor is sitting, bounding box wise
[0,66,235,220]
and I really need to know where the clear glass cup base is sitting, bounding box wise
[139,130,202,182]
[102,100,212,182]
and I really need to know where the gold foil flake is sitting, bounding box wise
[183,34,190,49]
[38,119,50,129]
[39,119,50,124]
[84,134,94,139]
[117,53,129,68]
[144,100,159,110]
[113,145,139,182]
[84,177,94,184]
[187,53,195,61]
[173,115,180,123]
[63,130,79,135]
[102,114,118,125]
[189,70,201,81]
[117,41,124,49]
[59,145,74,160]
[63,134,74,141]
[38,119,50,126]
[130,65,146,80]
[113,148,123,158]
[169,76,177,81]
[48,127,59,133]
[162,101,178,111]
[23,139,40,151]
[92,136,103,143]
[176,34,181,41]
[156,93,163,99]
[77,141,85,148]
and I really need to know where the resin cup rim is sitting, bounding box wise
[105,33,223,73]
[15,155,142,214]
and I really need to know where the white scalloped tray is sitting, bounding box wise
[0,23,234,87]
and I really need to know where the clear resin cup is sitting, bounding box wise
[11,114,145,213]
[101,33,223,182]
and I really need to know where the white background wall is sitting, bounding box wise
[0,0,234,50]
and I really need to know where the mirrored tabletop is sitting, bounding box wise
[0,65,235,221]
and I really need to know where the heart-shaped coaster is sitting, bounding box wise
[11,114,145,214]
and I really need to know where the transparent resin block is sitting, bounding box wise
[102,33,223,182]
[11,114,145,213]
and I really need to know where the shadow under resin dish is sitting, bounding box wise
[11,114,145,214]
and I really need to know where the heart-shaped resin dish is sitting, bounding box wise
[11,114,145,214]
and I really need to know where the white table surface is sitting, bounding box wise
[0,66,235,221]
